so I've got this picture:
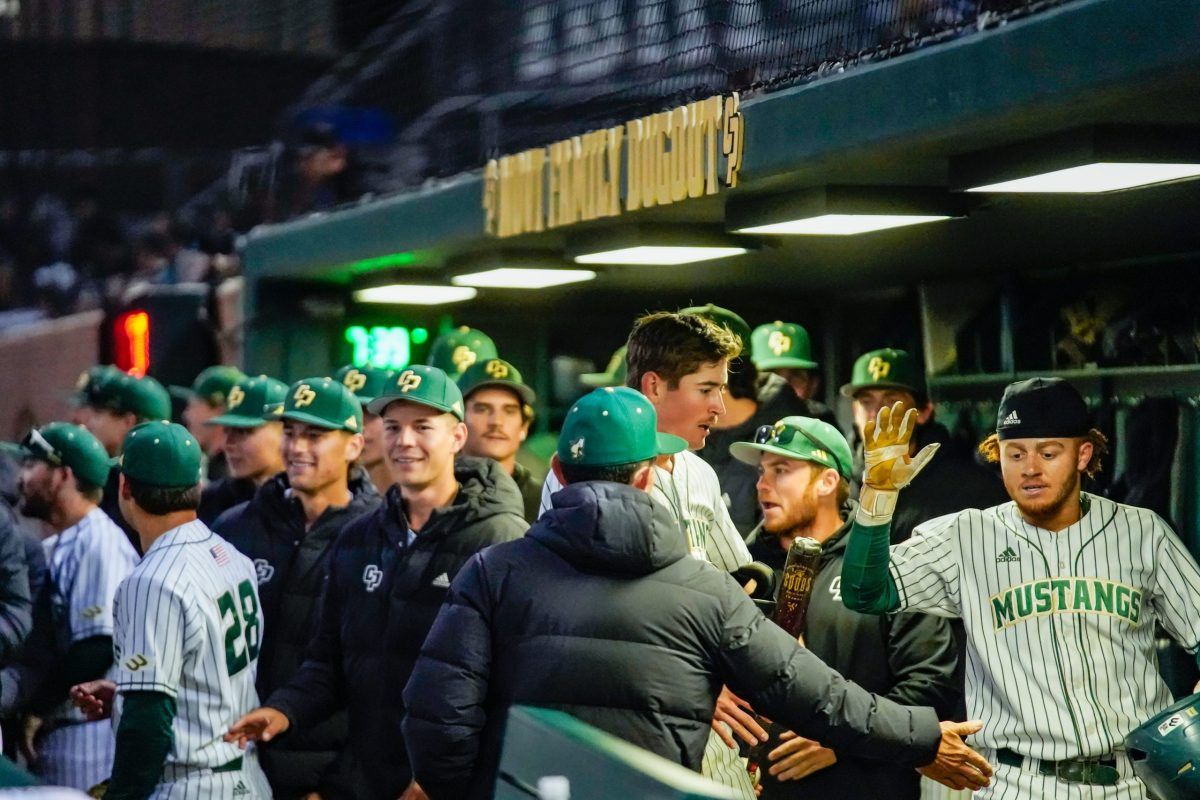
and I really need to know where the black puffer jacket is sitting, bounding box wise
[269,456,527,800]
[402,482,943,800]
[197,476,255,527]
[700,374,839,535]
[214,470,380,799]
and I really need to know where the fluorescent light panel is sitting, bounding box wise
[451,268,596,288]
[967,162,1200,193]
[574,246,748,266]
[353,285,477,305]
[735,214,950,235]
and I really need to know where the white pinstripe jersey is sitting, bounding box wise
[539,450,752,572]
[43,507,138,723]
[887,493,1200,761]
[112,520,263,774]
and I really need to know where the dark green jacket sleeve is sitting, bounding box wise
[840,519,903,614]
[106,690,176,800]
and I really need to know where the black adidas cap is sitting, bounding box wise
[996,377,1089,441]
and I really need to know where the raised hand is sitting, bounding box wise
[863,402,939,491]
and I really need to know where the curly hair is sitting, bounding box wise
[978,428,1109,478]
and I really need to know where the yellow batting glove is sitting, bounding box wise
[859,403,939,522]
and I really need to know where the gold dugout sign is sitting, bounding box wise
[484,93,745,238]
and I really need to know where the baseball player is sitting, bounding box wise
[197,375,289,525]
[750,321,838,416]
[538,311,755,798]
[82,371,173,553]
[732,417,959,799]
[169,365,246,482]
[458,358,540,521]
[335,364,397,495]
[426,326,499,377]
[226,365,526,800]
[71,421,270,799]
[68,366,121,429]
[841,378,1200,798]
[10,423,132,791]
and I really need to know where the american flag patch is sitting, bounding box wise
[210,544,230,566]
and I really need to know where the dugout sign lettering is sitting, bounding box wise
[483,93,744,238]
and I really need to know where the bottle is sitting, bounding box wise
[746,536,823,786]
[772,536,823,637]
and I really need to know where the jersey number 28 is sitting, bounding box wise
[217,580,261,677]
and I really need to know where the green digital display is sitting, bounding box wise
[344,325,429,369]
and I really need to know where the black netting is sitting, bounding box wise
[281,0,1072,196]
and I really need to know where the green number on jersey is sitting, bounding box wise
[218,579,261,676]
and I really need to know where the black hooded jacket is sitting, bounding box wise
[268,456,527,800]
[402,482,943,800]
[213,470,381,799]
[748,505,959,799]
[197,476,256,527]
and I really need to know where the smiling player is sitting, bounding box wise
[842,378,1200,798]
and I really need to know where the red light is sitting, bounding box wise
[114,310,151,376]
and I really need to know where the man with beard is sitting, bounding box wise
[458,358,539,522]
[11,423,133,790]
[335,365,396,496]
[732,417,959,799]
[842,378,1200,799]
[213,378,380,798]
[197,375,288,525]
[226,364,526,800]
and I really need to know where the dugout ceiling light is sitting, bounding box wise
[453,268,596,288]
[447,251,596,289]
[568,225,753,266]
[953,125,1200,194]
[353,284,477,305]
[727,186,962,236]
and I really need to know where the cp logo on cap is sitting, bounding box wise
[293,384,317,408]
[768,330,792,356]
[343,370,367,392]
[867,356,891,381]
[397,370,422,393]
[452,346,477,372]
[486,360,509,379]
[227,385,246,410]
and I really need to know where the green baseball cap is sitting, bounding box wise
[3,422,111,488]
[367,365,465,420]
[169,365,246,406]
[679,304,752,356]
[334,365,396,407]
[581,346,628,388]
[558,387,687,467]
[71,365,121,407]
[207,375,289,428]
[752,321,818,371]
[839,348,924,398]
[112,421,203,488]
[276,377,364,433]
[730,416,853,480]
[427,326,499,376]
[457,358,536,406]
[91,373,173,421]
